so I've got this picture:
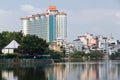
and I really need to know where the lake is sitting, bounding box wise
[0,60,120,80]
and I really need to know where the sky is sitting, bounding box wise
[0,0,120,42]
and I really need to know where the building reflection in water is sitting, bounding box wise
[45,61,120,80]
[0,60,120,80]
[2,70,18,80]
[45,63,67,80]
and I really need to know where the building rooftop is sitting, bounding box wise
[48,6,56,10]
[21,6,67,19]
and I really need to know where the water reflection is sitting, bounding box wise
[2,70,17,80]
[0,65,47,80]
[0,60,120,80]
[45,60,120,80]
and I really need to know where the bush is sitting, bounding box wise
[0,53,19,58]
[69,51,86,58]
[109,52,120,60]
[69,50,104,60]
[49,50,64,59]
[88,51,104,59]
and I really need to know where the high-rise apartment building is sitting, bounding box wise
[21,6,67,42]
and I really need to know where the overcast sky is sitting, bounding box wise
[0,0,120,41]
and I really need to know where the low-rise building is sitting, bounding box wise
[49,41,61,51]
[73,39,83,51]
[2,40,20,54]
[78,33,98,50]
[65,43,74,55]
[108,44,120,55]
[97,36,109,54]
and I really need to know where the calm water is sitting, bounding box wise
[0,60,120,80]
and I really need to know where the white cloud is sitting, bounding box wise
[0,9,13,24]
[0,10,11,14]
[0,9,21,32]
[69,9,119,25]
[20,4,35,12]
[115,12,120,24]
[66,8,120,41]
[20,4,41,14]
[115,12,120,18]
[0,9,12,17]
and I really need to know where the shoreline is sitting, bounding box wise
[0,58,54,65]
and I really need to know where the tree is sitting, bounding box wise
[88,50,104,59]
[0,33,5,53]
[69,50,104,60]
[69,51,85,58]
[110,49,120,59]
[0,31,23,54]
[48,50,63,59]
[18,35,49,55]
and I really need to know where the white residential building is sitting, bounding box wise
[97,36,109,54]
[73,39,83,51]
[21,6,67,42]
[65,43,74,54]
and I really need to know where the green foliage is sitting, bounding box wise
[0,31,65,59]
[88,51,104,59]
[69,51,85,58]
[118,49,120,52]
[0,31,50,56]
[48,50,64,59]
[0,53,19,58]
[0,31,23,54]
[18,35,49,55]
[109,49,120,59]
[69,50,104,60]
